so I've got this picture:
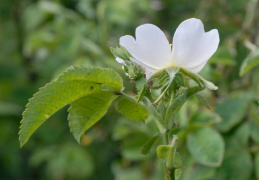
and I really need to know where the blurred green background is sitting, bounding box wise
[0,0,259,179]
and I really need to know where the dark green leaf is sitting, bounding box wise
[19,66,123,147]
[68,92,117,144]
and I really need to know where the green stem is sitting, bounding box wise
[163,130,169,145]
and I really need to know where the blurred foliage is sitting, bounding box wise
[0,0,259,179]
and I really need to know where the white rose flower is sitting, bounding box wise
[117,18,219,80]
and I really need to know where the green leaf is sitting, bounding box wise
[195,93,211,109]
[187,127,224,167]
[216,148,252,180]
[68,92,117,144]
[165,86,204,121]
[117,97,148,122]
[141,132,161,155]
[157,135,178,169]
[142,97,166,133]
[157,100,166,120]
[181,163,215,180]
[233,122,250,147]
[19,66,123,147]
[174,152,183,180]
[215,98,248,132]
[240,49,259,76]
[250,120,259,143]
[255,153,259,179]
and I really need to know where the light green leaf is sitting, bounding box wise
[157,136,178,169]
[19,66,123,147]
[165,86,204,121]
[141,132,161,155]
[240,49,259,76]
[68,92,117,144]
[215,98,248,132]
[187,127,224,167]
[195,93,211,109]
[117,98,148,122]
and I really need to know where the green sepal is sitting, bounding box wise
[110,46,131,61]
[180,69,218,90]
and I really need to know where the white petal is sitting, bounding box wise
[120,24,172,69]
[130,57,160,80]
[172,18,219,73]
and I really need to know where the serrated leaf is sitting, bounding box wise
[165,86,204,121]
[195,93,211,109]
[68,92,117,144]
[117,98,148,122]
[240,49,259,76]
[141,132,161,155]
[187,127,224,167]
[19,66,123,147]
